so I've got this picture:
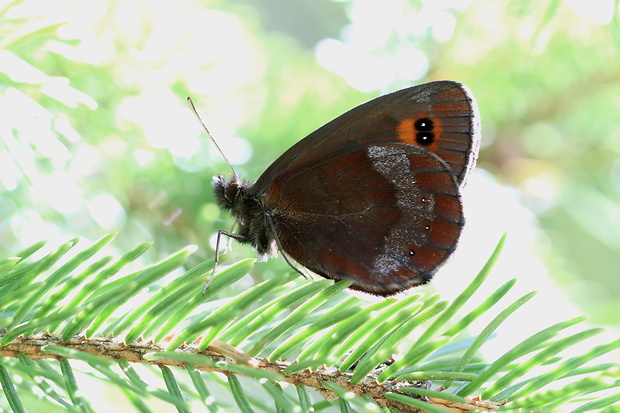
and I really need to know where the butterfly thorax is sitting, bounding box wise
[212,174,275,255]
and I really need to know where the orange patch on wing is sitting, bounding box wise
[396,117,443,150]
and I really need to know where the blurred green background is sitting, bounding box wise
[1,0,619,332]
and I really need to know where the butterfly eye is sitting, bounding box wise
[225,183,238,202]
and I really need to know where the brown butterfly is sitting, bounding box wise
[207,80,480,296]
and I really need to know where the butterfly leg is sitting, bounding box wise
[203,229,248,295]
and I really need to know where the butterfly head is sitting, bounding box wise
[212,174,274,253]
[212,175,244,210]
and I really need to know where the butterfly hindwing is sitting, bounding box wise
[265,143,462,295]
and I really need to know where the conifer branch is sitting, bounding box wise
[0,333,506,412]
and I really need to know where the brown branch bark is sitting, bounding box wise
[0,333,504,412]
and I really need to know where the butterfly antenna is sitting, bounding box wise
[187,97,240,182]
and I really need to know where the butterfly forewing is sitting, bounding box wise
[254,81,479,192]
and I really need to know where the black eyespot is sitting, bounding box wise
[409,250,416,256]
[424,225,431,231]
[414,118,434,132]
[416,131,435,146]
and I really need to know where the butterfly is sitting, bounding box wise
[207,80,480,296]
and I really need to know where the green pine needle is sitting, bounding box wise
[0,234,618,412]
